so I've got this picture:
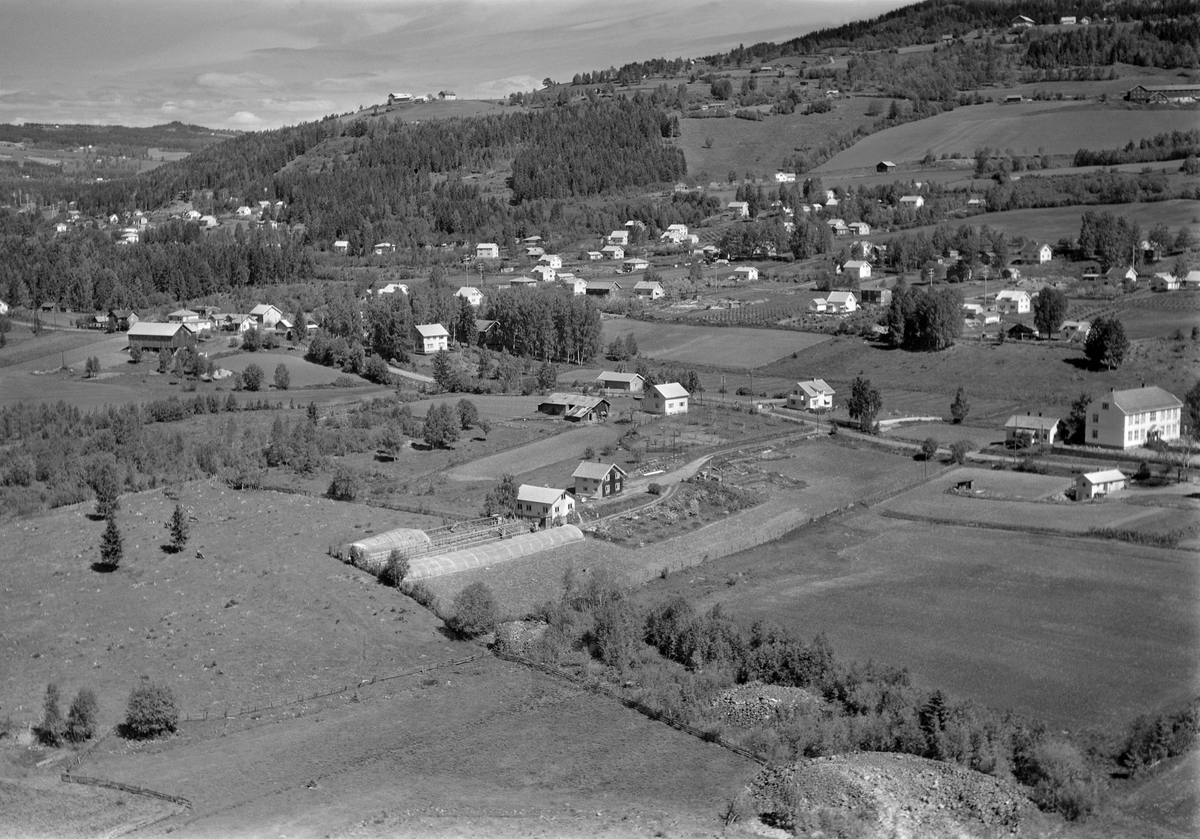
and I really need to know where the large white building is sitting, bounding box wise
[1085,386,1183,449]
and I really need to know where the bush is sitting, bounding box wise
[241,363,265,391]
[65,688,100,743]
[403,580,438,610]
[327,466,362,501]
[1014,735,1097,820]
[949,440,972,464]
[380,549,410,587]
[122,683,178,739]
[647,483,663,495]
[447,582,498,637]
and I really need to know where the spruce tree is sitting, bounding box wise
[166,503,189,553]
[100,517,123,569]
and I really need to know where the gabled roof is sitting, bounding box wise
[827,291,857,304]
[649,382,689,399]
[1081,469,1126,484]
[168,308,199,318]
[995,289,1029,300]
[250,303,280,316]
[597,371,643,384]
[456,286,481,296]
[587,281,622,292]
[517,484,570,506]
[128,322,184,337]
[843,260,869,270]
[633,281,663,291]
[475,318,497,332]
[1004,414,1059,431]
[797,378,834,397]
[573,461,628,480]
[415,323,448,338]
[1107,386,1182,413]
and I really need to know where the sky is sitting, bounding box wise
[0,0,906,130]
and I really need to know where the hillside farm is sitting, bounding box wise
[816,100,1200,172]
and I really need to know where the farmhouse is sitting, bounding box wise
[537,393,611,422]
[108,309,139,330]
[826,219,850,237]
[572,461,628,499]
[524,246,545,258]
[1086,385,1182,449]
[538,254,563,269]
[995,289,1031,314]
[876,161,896,173]
[1020,242,1052,264]
[250,303,283,328]
[332,240,349,254]
[727,201,750,218]
[1012,14,1034,27]
[963,302,984,319]
[622,258,650,273]
[774,172,796,183]
[376,282,409,296]
[388,93,413,105]
[1075,469,1127,501]
[1059,320,1091,341]
[531,265,556,282]
[414,323,449,354]
[1125,83,1200,102]
[1060,16,1076,25]
[858,287,892,306]
[585,251,603,261]
[1150,273,1179,292]
[475,242,500,259]
[1182,270,1200,290]
[1006,323,1038,341]
[372,242,395,255]
[847,222,871,236]
[810,291,858,313]
[633,281,665,300]
[607,230,630,246]
[127,322,189,352]
[168,308,202,324]
[515,485,576,528]
[600,245,625,260]
[455,286,484,307]
[585,281,622,298]
[596,371,644,394]
[1004,413,1060,447]
[644,382,689,415]
[898,195,924,209]
[787,379,835,411]
[559,276,588,295]
[1104,266,1138,284]
[221,313,256,333]
[733,266,759,282]
[841,260,871,280]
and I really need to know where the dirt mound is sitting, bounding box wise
[747,753,1043,838]
[713,681,820,728]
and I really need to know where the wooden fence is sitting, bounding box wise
[178,653,486,723]
[61,773,192,807]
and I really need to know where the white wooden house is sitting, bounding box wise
[415,323,449,354]
[787,379,835,411]
[515,485,576,528]
[644,382,689,415]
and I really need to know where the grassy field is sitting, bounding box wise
[77,655,758,838]
[815,100,1200,172]
[869,199,1200,248]
[676,94,885,182]
[762,332,1200,417]
[641,507,1200,733]
[600,318,828,368]
[211,349,352,388]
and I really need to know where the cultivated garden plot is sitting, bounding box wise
[599,319,828,368]
[646,510,1200,733]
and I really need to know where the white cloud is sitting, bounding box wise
[228,111,265,126]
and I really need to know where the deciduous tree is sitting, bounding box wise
[847,376,882,434]
[448,582,498,637]
[273,363,290,390]
[1033,287,1069,338]
[1084,315,1129,370]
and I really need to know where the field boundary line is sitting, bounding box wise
[60,772,192,808]
[494,651,766,766]
[177,652,486,723]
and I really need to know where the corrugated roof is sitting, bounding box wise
[128,322,184,337]
[650,382,689,399]
[1109,386,1182,413]
[518,485,569,505]
[573,461,626,480]
[1004,414,1059,431]
[1081,469,1126,484]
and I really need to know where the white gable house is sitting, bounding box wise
[644,382,689,415]
[415,323,449,354]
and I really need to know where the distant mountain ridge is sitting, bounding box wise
[0,121,236,152]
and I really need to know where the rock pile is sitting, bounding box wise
[748,752,1043,838]
[712,681,819,727]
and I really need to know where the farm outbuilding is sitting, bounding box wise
[1075,469,1127,501]
[537,393,610,422]
[596,371,644,394]
[344,528,432,573]
[1004,413,1059,447]
[127,322,189,352]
